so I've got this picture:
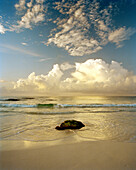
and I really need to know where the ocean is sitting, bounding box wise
[0,96,136,147]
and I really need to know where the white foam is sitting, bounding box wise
[0,104,37,108]
[0,103,136,108]
[57,104,136,108]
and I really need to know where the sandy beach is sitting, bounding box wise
[1,141,136,170]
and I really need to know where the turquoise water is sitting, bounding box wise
[0,96,136,143]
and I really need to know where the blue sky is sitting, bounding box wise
[0,0,136,96]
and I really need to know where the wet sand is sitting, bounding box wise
[1,141,136,170]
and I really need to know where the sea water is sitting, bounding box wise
[0,96,136,147]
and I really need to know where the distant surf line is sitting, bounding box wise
[0,103,136,108]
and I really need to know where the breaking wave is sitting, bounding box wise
[0,103,136,108]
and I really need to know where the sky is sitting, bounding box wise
[0,0,136,96]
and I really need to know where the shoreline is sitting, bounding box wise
[1,141,136,170]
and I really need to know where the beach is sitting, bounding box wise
[0,96,136,169]
[1,141,136,170]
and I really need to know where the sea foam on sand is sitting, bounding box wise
[1,141,136,170]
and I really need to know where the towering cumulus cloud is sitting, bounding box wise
[7,59,135,96]
[13,64,63,94]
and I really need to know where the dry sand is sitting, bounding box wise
[1,141,136,170]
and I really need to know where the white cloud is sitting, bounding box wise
[98,20,109,31]
[47,1,101,56]
[60,62,75,71]
[47,0,112,55]
[15,4,45,29]
[13,64,63,94]
[39,58,52,62]
[27,0,33,8]
[1,0,136,56]
[47,0,136,56]
[47,0,111,56]
[7,59,136,95]
[12,0,46,31]
[15,0,45,12]
[15,0,26,11]
[21,42,28,46]
[36,0,45,3]
[108,27,136,47]
[13,72,46,91]
[61,59,136,95]
[71,59,129,83]
[0,80,6,83]
[0,23,6,34]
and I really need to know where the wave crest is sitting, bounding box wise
[0,103,136,108]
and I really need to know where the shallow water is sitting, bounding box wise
[0,96,136,145]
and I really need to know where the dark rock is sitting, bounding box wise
[55,120,85,130]
[6,98,20,101]
[22,97,34,100]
